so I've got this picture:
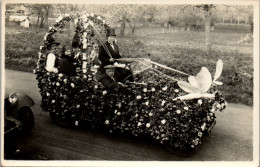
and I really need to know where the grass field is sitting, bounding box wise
[4,24,253,105]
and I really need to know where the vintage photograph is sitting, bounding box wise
[1,0,259,166]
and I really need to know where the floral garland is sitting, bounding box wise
[34,13,227,153]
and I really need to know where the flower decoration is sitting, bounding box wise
[175,59,223,101]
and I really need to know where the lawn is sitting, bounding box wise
[4,24,254,105]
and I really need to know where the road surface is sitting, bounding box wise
[3,69,253,161]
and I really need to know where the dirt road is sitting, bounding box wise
[3,69,253,161]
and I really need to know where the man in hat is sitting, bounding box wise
[59,45,77,76]
[45,41,61,73]
[98,28,134,83]
[96,65,127,89]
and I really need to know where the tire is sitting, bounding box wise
[164,144,197,157]
[49,112,73,127]
[18,107,35,132]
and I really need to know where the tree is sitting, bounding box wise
[24,4,53,28]
[196,4,216,53]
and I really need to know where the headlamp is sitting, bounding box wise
[8,93,18,104]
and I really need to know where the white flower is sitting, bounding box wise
[88,20,94,26]
[198,99,203,105]
[136,95,142,100]
[114,110,117,114]
[58,73,63,77]
[176,110,181,114]
[83,75,87,79]
[63,79,67,83]
[198,132,203,137]
[161,119,166,124]
[46,93,50,96]
[143,88,147,92]
[84,23,89,29]
[71,83,75,88]
[83,32,88,37]
[97,16,102,20]
[161,100,166,106]
[103,90,107,95]
[117,112,121,116]
[90,13,94,17]
[137,122,142,127]
[75,121,79,126]
[149,112,153,116]
[135,113,138,117]
[151,88,155,92]
[94,85,98,89]
[174,89,179,93]
[216,103,221,109]
[193,139,199,146]
[56,82,60,86]
[44,33,49,40]
[76,105,80,108]
[145,101,149,106]
[146,123,151,128]
[201,123,206,131]
[49,26,53,30]
[162,86,168,91]
[184,106,189,110]
[191,145,195,148]
[105,120,110,124]
[52,100,55,103]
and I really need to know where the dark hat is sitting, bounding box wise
[106,28,116,37]
[47,42,60,50]
[104,65,116,69]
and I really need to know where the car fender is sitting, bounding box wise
[5,93,34,117]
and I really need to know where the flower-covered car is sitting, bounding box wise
[34,13,227,156]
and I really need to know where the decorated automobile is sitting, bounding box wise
[34,13,227,156]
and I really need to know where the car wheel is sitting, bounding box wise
[49,112,73,127]
[18,107,35,132]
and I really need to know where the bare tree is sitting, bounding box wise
[196,4,216,53]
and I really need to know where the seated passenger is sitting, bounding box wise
[96,65,127,89]
[45,41,61,73]
[89,39,101,66]
[59,46,77,76]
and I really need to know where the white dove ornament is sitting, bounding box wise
[174,59,223,101]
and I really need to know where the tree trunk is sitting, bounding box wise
[127,19,136,35]
[39,16,44,28]
[120,16,126,36]
[205,9,211,53]
[36,15,39,27]
[45,12,49,29]
[120,21,126,36]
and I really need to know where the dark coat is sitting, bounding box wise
[98,41,121,69]
[96,70,119,89]
[59,55,76,76]
[98,42,134,82]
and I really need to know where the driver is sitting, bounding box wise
[96,65,127,89]
[98,28,134,83]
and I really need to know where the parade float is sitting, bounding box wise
[34,13,227,156]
